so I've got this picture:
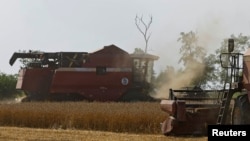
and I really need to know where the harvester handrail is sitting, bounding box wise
[171,89,224,93]
[175,97,220,100]
[169,89,224,100]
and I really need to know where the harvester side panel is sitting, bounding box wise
[50,68,132,101]
[17,68,54,95]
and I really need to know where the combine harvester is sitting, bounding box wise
[9,45,158,102]
[160,39,250,135]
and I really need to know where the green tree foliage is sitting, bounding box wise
[0,72,22,99]
[177,31,216,88]
[177,31,206,66]
[202,54,218,88]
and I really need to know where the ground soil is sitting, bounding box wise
[0,127,207,141]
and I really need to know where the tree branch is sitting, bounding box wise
[135,14,153,53]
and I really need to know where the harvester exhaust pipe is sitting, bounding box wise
[228,38,234,53]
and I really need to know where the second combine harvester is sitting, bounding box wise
[9,45,159,102]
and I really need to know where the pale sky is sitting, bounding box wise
[1,0,250,75]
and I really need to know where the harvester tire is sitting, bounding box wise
[232,94,250,124]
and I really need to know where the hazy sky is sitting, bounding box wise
[1,0,250,74]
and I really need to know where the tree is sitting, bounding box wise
[177,31,206,66]
[177,31,212,88]
[199,54,218,89]
[135,14,153,54]
[0,72,23,99]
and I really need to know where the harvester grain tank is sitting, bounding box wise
[9,45,159,102]
[160,39,250,135]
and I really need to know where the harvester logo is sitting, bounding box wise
[121,77,129,85]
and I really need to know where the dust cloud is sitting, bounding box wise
[151,17,225,100]
[152,60,205,99]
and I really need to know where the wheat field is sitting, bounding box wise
[0,101,208,140]
[0,101,166,134]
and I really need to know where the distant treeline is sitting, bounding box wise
[0,72,23,99]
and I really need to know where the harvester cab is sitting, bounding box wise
[130,53,159,87]
[160,39,250,136]
[219,38,243,91]
[119,53,159,101]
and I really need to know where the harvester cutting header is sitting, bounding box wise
[9,45,159,102]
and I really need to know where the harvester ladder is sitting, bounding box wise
[216,88,235,125]
[217,91,228,124]
[217,41,243,125]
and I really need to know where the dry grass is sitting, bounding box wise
[0,101,166,134]
[0,126,208,141]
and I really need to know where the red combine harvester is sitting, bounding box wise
[160,39,250,135]
[9,45,159,102]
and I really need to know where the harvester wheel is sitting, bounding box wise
[21,96,31,102]
[232,94,250,124]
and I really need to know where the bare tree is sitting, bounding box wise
[135,15,153,54]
